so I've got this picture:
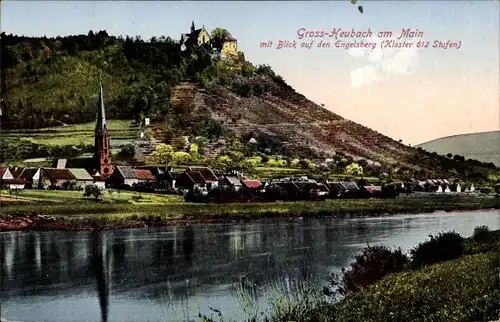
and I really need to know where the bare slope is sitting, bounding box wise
[150,81,449,175]
[417,131,500,167]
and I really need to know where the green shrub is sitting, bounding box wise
[410,231,464,269]
[473,225,491,243]
[332,252,500,322]
[325,245,409,296]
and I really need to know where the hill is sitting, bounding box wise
[1,30,499,182]
[417,131,500,167]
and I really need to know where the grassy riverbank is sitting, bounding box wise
[0,190,498,230]
[196,228,500,322]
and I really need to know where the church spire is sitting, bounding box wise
[97,77,107,130]
[94,76,112,178]
[191,21,195,33]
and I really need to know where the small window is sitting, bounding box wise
[103,168,109,174]
[103,158,108,164]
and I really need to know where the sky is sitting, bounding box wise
[2,0,499,145]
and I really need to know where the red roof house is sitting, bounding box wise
[133,169,156,182]
[242,179,262,189]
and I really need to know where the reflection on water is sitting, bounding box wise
[89,231,109,322]
[0,211,499,322]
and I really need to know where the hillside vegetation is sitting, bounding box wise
[417,131,500,168]
[1,30,499,182]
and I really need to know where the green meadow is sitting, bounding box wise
[3,120,138,146]
[1,189,498,224]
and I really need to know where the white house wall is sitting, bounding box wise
[124,179,139,186]
[94,181,106,189]
[9,183,25,190]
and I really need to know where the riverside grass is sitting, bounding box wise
[0,190,499,228]
[194,229,500,322]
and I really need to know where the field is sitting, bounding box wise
[2,120,138,146]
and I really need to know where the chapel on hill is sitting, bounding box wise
[180,21,238,59]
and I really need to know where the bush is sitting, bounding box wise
[410,231,464,269]
[473,225,491,243]
[332,252,500,322]
[83,184,102,202]
[324,245,409,296]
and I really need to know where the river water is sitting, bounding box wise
[1,210,499,322]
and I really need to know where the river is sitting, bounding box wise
[1,210,499,322]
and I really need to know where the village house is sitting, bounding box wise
[361,185,383,198]
[10,167,24,179]
[106,166,156,188]
[0,168,14,182]
[187,167,219,189]
[68,168,95,189]
[135,166,176,189]
[32,168,50,189]
[107,166,135,187]
[0,167,29,189]
[133,169,156,185]
[3,178,29,190]
[43,168,77,189]
[17,168,39,189]
[325,181,360,198]
[91,171,106,189]
[175,170,207,191]
[242,179,262,190]
[219,175,243,191]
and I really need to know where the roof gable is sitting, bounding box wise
[0,168,14,179]
[225,175,242,186]
[68,168,93,180]
[44,168,75,180]
[188,167,218,181]
[242,180,261,189]
[186,171,206,184]
[116,166,135,179]
[19,168,39,180]
[133,169,156,181]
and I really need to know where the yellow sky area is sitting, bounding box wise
[299,76,500,145]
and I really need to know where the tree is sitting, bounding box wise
[84,185,102,202]
[172,151,191,165]
[210,28,231,52]
[151,144,174,165]
[117,144,136,159]
[345,163,364,176]
[188,143,203,162]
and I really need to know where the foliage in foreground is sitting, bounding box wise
[194,228,500,322]
[410,231,464,269]
[330,251,500,322]
[473,225,491,243]
[323,246,409,296]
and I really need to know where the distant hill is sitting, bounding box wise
[417,131,500,167]
[1,30,499,180]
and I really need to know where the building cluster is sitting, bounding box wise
[0,165,259,193]
[179,21,239,59]
[0,76,480,201]
[0,163,480,202]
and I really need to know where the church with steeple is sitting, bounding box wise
[94,80,113,178]
[54,80,113,178]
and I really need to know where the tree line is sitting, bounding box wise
[0,29,267,130]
